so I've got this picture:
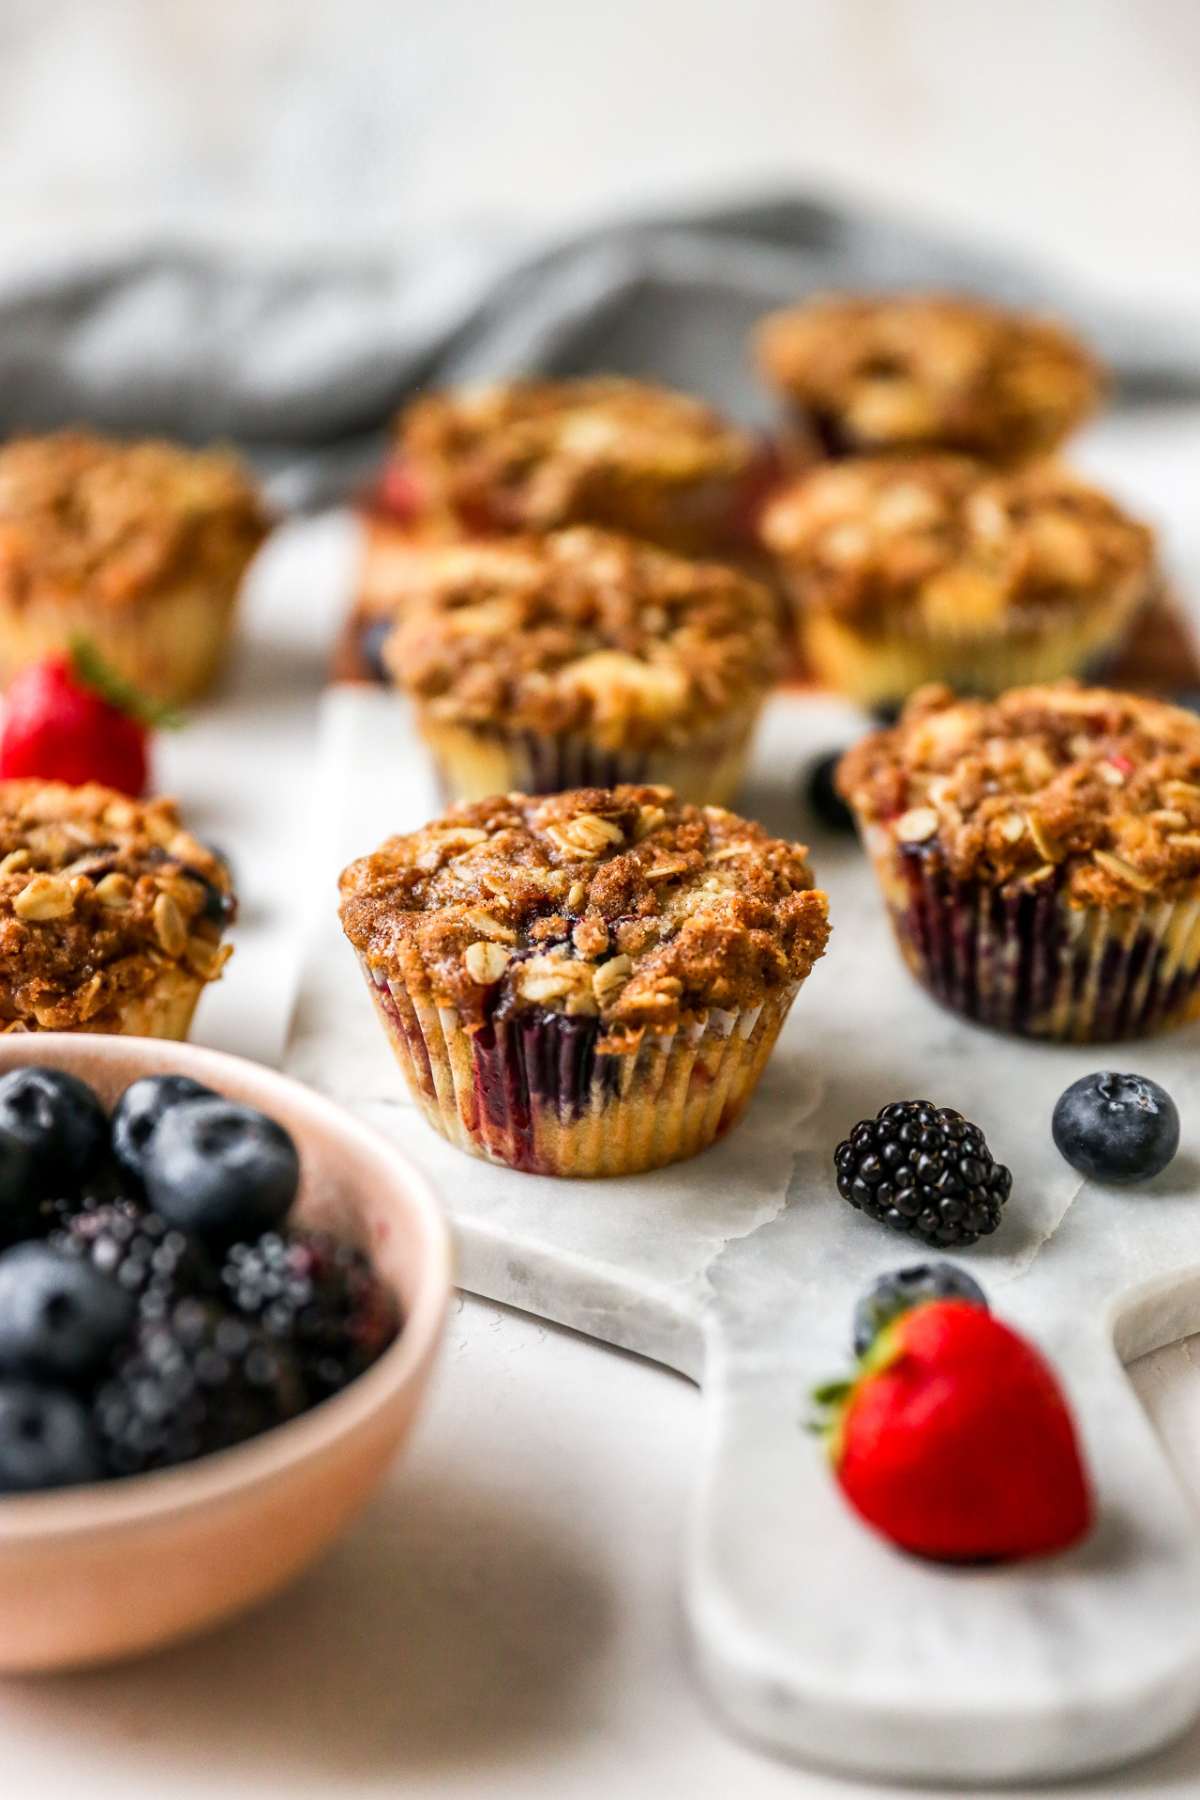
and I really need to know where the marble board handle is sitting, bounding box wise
[683,1284,1200,1784]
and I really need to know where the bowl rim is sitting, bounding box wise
[0,1035,453,1542]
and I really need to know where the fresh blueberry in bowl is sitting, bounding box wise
[111,1074,216,1190]
[0,1243,135,1384]
[143,1100,301,1244]
[0,1130,38,1246]
[1053,1072,1180,1184]
[0,1066,108,1198]
[0,1380,103,1494]
[852,1262,989,1357]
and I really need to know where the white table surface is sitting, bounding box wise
[4,6,1200,1789]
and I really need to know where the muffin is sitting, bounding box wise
[339,785,830,1176]
[838,682,1200,1042]
[761,455,1154,707]
[754,292,1101,465]
[0,432,269,703]
[0,781,235,1037]
[382,528,781,805]
[377,377,772,555]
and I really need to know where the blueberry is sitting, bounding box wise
[852,1262,989,1356]
[0,1380,102,1492]
[142,1100,300,1243]
[111,1075,216,1189]
[1053,1072,1180,1184]
[0,1129,38,1246]
[359,617,395,684]
[805,752,855,833]
[0,1243,135,1383]
[0,1066,108,1199]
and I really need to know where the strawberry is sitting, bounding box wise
[818,1300,1092,1562]
[0,643,179,797]
[373,458,426,525]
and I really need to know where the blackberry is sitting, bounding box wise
[804,751,855,834]
[51,1200,217,1320]
[95,1297,305,1476]
[835,1101,1012,1248]
[221,1231,398,1402]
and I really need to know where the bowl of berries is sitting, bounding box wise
[0,1035,451,1671]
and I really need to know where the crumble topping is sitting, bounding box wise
[339,785,830,1049]
[394,377,760,548]
[754,293,1100,462]
[838,682,1200,907]
[382,528,781,749]
[0,781,235,1030]
[761,456,1154,631]
[0,432,269,611]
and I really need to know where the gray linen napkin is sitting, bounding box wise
[1,195,1197,511]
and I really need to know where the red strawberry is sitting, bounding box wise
[374,458,427,525]
[0,643,177,797]
[822,1300,1093,1562]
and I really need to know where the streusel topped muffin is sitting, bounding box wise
[385,528,781,804]
[0,780,234,1037]
[0,432,269,701]
[839,683,1200,1041]
[762,456,1153,705]
[383,377,768,554]
[754,293,1100,464]
[340,785,830,1174]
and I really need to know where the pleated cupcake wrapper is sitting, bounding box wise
[796,578,1148,707]
[868,834,1200,1042]
[415,711,759,808]
[358,953,798,1176]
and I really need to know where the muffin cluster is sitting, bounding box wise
[383,527,781,804]
[0,781,234,1038]
[340,785,829,1174]
[839,684,1200,1039]
[0,431,268,702]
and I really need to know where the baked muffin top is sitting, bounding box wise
[838,682,1200,908]
[383,528,781,749]
[339,785,830,1050]
[754,293,1100,462]
[395,377,759,546]
[0,781,235,1031]
[761,456,1154,630]
[0,432,268,611]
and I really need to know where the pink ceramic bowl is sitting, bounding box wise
[0,1034,452,1672]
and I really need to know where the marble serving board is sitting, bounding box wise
[283,680,1200,1786]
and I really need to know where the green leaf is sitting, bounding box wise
[69,638,186,730]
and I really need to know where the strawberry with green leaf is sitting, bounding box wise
[0,641,182,797]
[816,1299,1093,1562]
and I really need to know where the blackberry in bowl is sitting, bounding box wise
[835,1101,1012,1249]
[0,1034,449,1673]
